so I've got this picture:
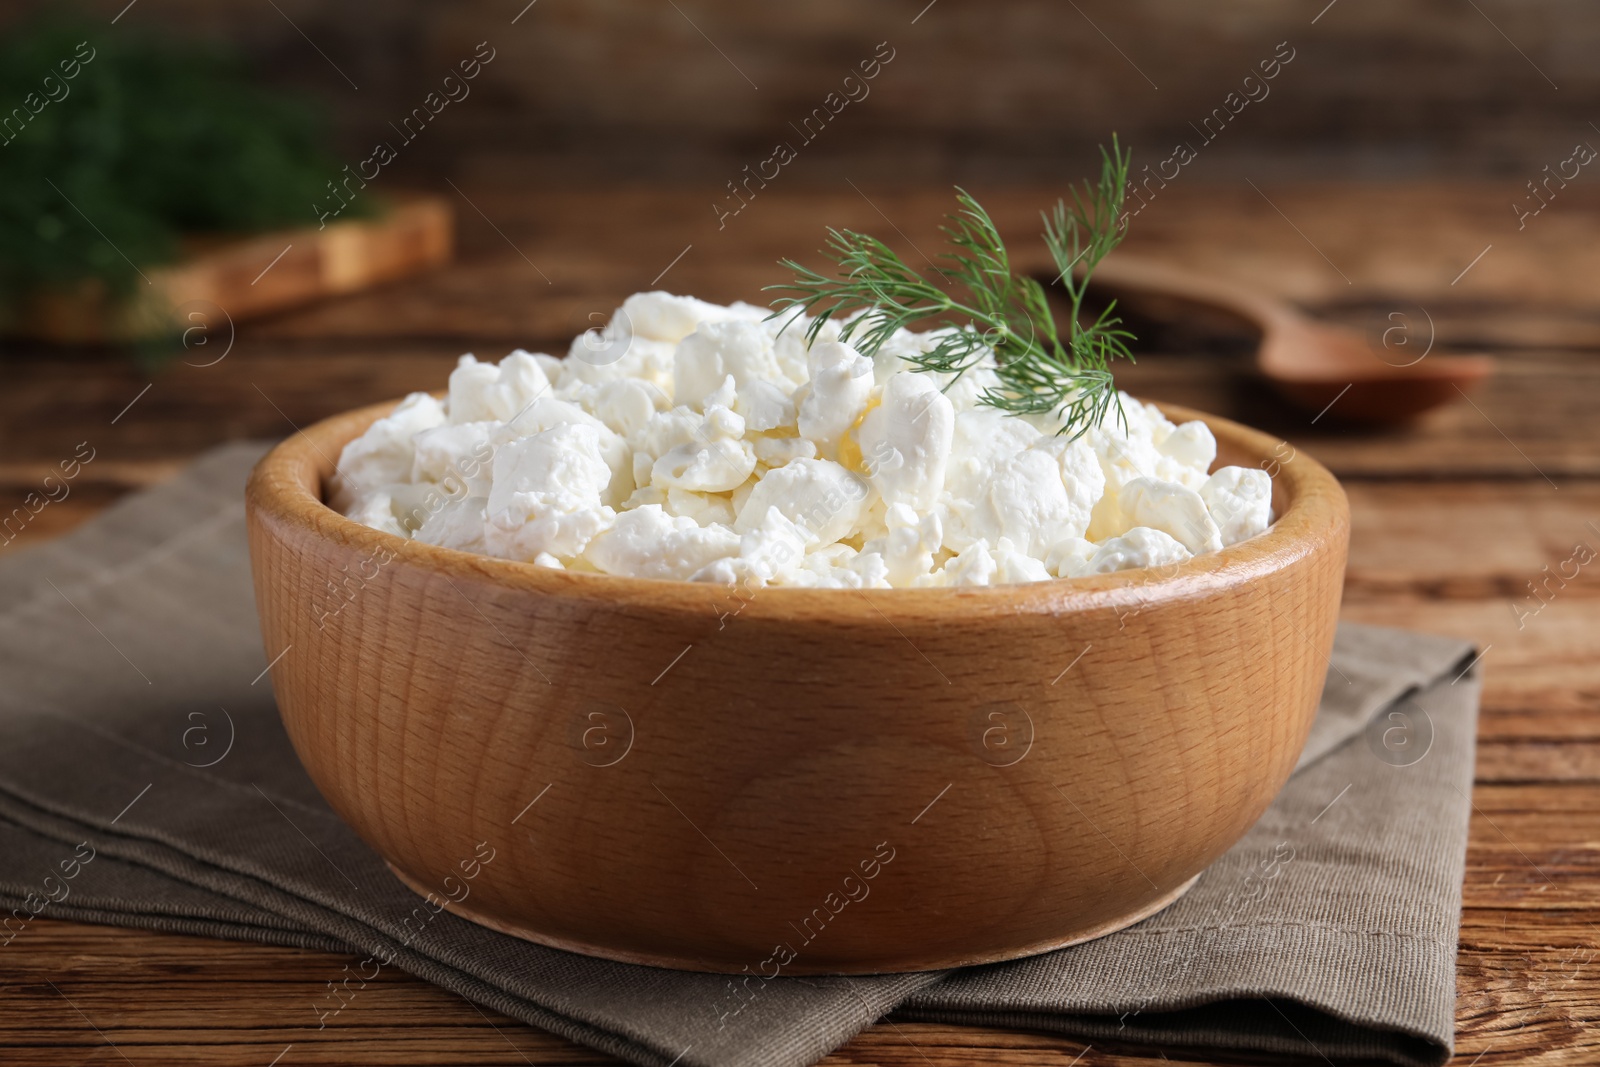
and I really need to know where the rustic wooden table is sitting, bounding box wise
[2,181,1596,1064]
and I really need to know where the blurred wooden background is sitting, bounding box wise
[0,0,1591,183]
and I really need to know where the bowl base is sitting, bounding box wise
[387,862,1201,975]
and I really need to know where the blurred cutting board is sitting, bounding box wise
[7,194,453,344]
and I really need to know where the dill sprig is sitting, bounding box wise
[767,137,1135,437]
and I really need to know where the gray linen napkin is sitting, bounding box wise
[0,443,1478,1067]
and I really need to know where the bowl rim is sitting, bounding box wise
[246,395,1348,624]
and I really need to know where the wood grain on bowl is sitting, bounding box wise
[245,398,1348,974]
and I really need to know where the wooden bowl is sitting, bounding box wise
[245,398,1348,974]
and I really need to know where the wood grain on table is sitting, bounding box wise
[1,181,1597,1065]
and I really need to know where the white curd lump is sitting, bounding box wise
[333,292,1274,588]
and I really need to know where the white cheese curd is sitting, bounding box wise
[863,502,943,587]
[970,447,1083,558]
[482,424,616,560]
[943,539,1000,586]
[751,435,817,468]
[330,392,446,510]
[994,539,1053,584]
[1200,466,1275,547]
[693,507,811,588]
[797,340,876,458]
[674,321,796,409]
[447,352,552,424]
[664,487,737,528]
[590,379,662,438]
[344,487,407,539]
[857,371,954,512]
[1157,420,1218,487]
[584,505,740,580]
[1044,536,1098,578]
[650,404,756,494]
[336,292,1277,587]
[1086,527,1193,574]
[412,422,497,492]
[623,291,745,344]
[1119,477,1223,556]
[734,457,868,546]
[1032,434,1106,530]
[734,378,797,434]
[415,496,493,555]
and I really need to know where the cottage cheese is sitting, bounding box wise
[334,292,1276,588]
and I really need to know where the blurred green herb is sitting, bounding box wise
[0,13,367,334]
[768,138,1134,437]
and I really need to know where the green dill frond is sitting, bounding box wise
[767,136,1136,438]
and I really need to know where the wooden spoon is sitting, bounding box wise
[1077,256,1494,423]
